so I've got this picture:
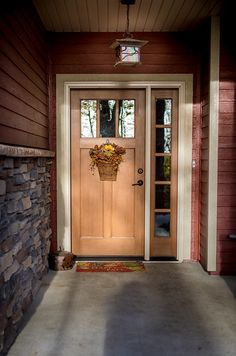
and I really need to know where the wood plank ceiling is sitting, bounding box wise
[33,0,223,32]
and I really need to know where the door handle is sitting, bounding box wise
[132,180,144,186]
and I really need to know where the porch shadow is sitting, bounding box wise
[6,269,57,356]
[103,263,236,356]
[222,276,236,298]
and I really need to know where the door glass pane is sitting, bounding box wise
[156,128,171,153]
[156,156,171,181]
[81,100,97,137]
[155,213,170,237]
[119,100,135,138]
[156,99,172,125]
[155,185,170,209]
[99,100,116,137]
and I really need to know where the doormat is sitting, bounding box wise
[76,261,145,272]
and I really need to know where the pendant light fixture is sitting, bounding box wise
[110,0,148,66]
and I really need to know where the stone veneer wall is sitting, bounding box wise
[0,154,53,355]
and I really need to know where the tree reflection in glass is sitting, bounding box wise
[100,100,116,137]
[81,100,97,137]
[156,99,172,125]
[119,100,135,138]
[156,128,171,153]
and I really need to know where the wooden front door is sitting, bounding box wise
[151,89,178,258]
[71,89,145,256]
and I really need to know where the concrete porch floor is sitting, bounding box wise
[7,262,236,356]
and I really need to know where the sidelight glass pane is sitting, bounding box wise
[155,213,170,237]
[156,99,172,125]
[81,100,97,137]
[155,185,170,209]
[119,100,135,138]
[156,156,171,181]
[156,128,171,153]
[99,100,116,137]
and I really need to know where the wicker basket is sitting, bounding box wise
[97,162,118,181]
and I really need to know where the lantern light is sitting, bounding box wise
[110,1,148,66]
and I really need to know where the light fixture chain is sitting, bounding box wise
[126,4,130,36]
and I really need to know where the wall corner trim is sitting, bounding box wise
[207,16,220,272]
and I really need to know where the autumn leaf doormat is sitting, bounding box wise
[76,261,145,272]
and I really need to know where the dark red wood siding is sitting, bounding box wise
[217,18,236,274]
[49,32,202,257]
[0,1,49,149]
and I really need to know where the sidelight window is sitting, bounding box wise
[154,99,173,238]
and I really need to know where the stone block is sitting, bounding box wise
[30,170,38,180]
[7,200,19,214]
[6,192,23,201]
[30,181,37,189]
[20,197,31,210]
[13,158,21,168]
[0,318,7,333]
[12,309,23,325]
[7,169,14,177]
[0,195,6,204]
[0,236,14,253]
[15,173,30,184]
[23,172,30,181]
[0,180,6,196]
[19,218,28,230]
[22,256,32,269]
[0,228,9,241]
[0,218,10,231]
[16,249,28,264]
[33,219,41,229]
[32,280,41,298]
[6,300,14,318]
[7,181,30,193]
[20,230,30,244]
[41,228,52,239]
[39,207,45,216]
[3,324,17,353]
[38,158,46,166]
[35,239,41,249]
[37,167,46,174]
[0,251,13,273]
[21,294,32,313]
[4,158,14,169]
[34,233,40,243]
[8,221,19,235]
[12,241,22,256]
[19,164,28,173]
[3,260,20,282]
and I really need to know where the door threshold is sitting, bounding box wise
[150,256,178,261]
[75,256,179,263]
[75,256,144,262]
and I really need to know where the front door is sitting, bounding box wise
[71,89,145,256]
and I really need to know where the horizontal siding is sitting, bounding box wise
[217,18,236,274]
[49,32,198,75]
[0,1,49,149]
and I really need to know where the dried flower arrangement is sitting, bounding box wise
[89,142,126,181]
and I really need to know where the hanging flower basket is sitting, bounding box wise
[97,161,118,181]
[89,142,126,181]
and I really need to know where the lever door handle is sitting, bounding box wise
[132,180,144,186]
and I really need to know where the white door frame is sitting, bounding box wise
[56,74,193,261]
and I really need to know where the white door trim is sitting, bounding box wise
[56,74,193,261]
